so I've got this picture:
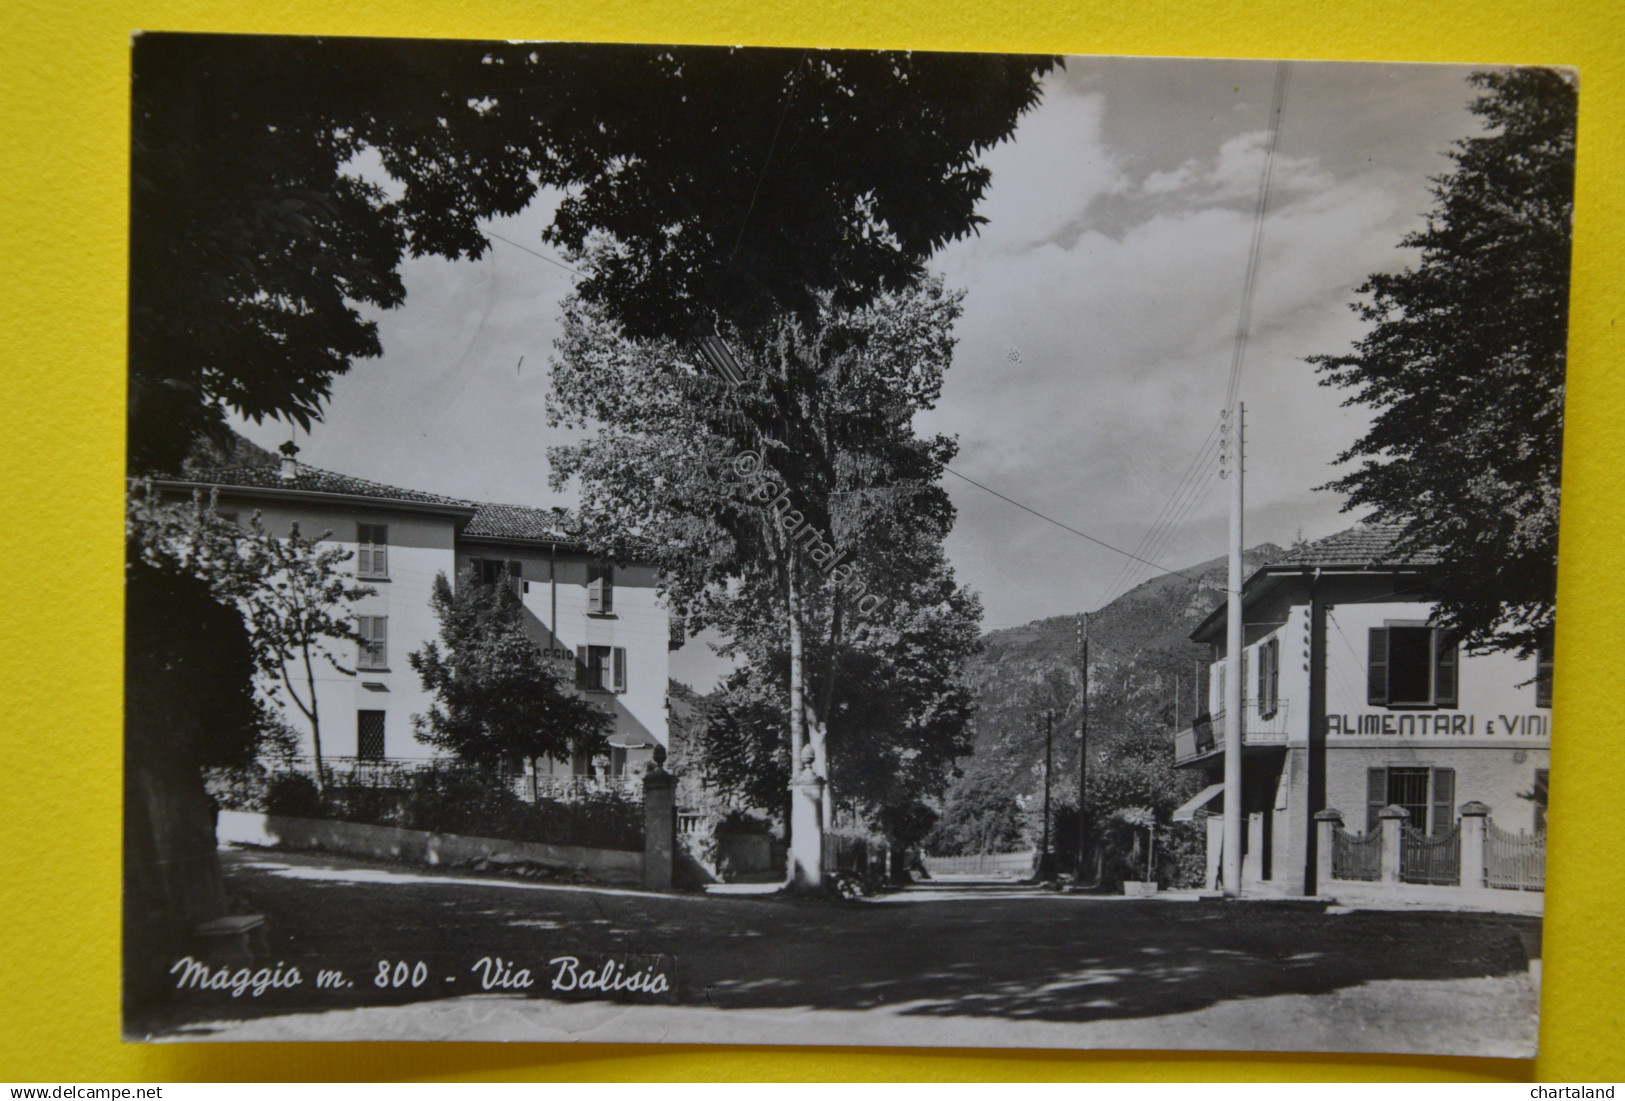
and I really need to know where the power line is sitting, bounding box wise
[1097,419,1220,607]
[1224,60,1292,412]
[943,466,1205,584]
[486,230,582,275]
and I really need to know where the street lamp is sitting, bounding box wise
[689,322,748,389]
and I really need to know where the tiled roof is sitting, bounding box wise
[1261,523,1442,570]
[168,463,473,509]
[462,501,579,542]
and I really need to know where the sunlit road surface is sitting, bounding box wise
[149,847,1539,1055]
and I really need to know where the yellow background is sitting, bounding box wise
[2,0,1620,1082]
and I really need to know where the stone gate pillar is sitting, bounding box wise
[789,744,825,891]
[1459,801,1490,890]
[1379,804,1409,884]
[1313,808,1343,895]
[642,746,676,890]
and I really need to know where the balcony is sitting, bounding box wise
[1172,701,1292,767]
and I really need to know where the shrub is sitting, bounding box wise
[225,764,645,852]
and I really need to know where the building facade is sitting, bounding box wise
[1172,526,1551,896]
[156,451,670,780]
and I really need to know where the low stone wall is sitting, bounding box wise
[217,810,645,888]
[1322,880,1544,915]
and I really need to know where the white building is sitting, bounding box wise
[1172,525,1551,896]
[156,449,670,782]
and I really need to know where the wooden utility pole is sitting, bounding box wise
[1077,614,1089,876]
[1039,709,1054,881]
[1221,403,1245,898]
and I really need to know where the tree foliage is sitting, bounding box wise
[923,765,1029,856]
[130,34,1055,471]
[548,276,983,841]
[1309,68,1576,657]
[409,568,612,769]
[127,481,376,781]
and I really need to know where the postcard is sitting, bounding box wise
[124,34,1570,1053]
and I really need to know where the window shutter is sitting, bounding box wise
[1536,649,1554,708]
[374,617,387,668]
[1434,632,1458,707]
[575,645,588,689]
[1431,768,1455,836]
[612,646,626,692]
[375,539,387,577]
[508,560,523,597]
[1269,640,1280,714]
[1368,628,1389,706]
[1256,646,1268,710]
[588,575,604,614]
[601,568,614,614]
[1366,767,1388,834]
[1534,769,1549,833]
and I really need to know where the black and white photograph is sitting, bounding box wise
[123,34,1574,1055]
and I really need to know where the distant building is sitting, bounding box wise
[1171,525,1551,896]
[154,447,670,784]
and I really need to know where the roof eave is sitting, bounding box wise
[1188,562,1439,643]
[152,478,480,521]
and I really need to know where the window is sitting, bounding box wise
[588,563,614,614]
[1366,765,1456,835]
[576,644,626,692]
[1257,638,1280,719]
[357,616,388,670]
[357,710,386,760]
[357,523,388,578]
[1368,626,1458,708]
[470,557,523,595]
[1535,647,1554,708]
[1534,768,1549,833]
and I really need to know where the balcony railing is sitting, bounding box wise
[1172,700,1291,765]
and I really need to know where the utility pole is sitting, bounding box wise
[1077,614,1089,877]
[1220,403,1245,898]
[1039,709,1054,881]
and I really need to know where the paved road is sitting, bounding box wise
[140,847,1540,1055]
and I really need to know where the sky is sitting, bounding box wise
[230,54,1489,690]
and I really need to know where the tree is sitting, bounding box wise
[1308,69,1576,658]
[924,765,1030,856]
[548,276,983,844]
[133,33,1059,474]
[225,516,377,789]
[409,568,612,770]
[130,35,1055,471]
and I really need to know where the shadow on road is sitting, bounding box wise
[133,848,1539,1036]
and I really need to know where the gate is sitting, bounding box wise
[1331,826,1381,881]
[1400,823,1461,886]
[921,851,1037,878]
[1485,822,1545,891]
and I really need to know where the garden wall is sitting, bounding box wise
[217,810,645,887]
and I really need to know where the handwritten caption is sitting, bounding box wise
[166,952,676,1005]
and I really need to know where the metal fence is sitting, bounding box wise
[1400,824,1461,886]
[1332,826,1382,882]
[921,851,1037,878]
[1485,822,1546,891]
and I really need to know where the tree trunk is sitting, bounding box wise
[301,643,326,794]
[786,551,806,770]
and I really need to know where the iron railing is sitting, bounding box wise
[1400,824,1461,886]
[1485,822,1545,891]
[921,851,1037,878]
[1332,825,1382,882]
[1173,701,1291,764]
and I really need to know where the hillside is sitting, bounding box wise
[958,542,1284,792]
